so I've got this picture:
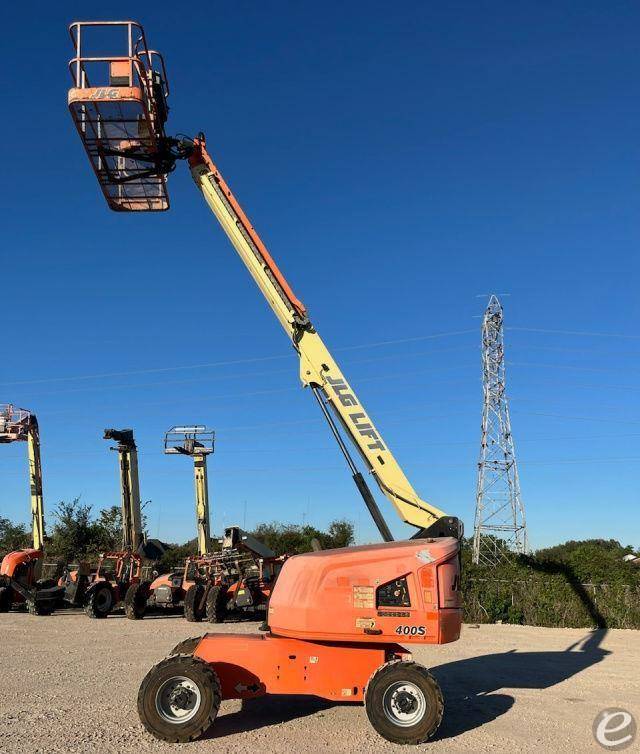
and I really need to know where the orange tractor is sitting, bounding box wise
[124,427,284,622]
[124,425,217,620]
[180,527,287,624]
[68,21,463,743]
[132,527,286,624]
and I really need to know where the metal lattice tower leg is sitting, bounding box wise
[472,295,528,566]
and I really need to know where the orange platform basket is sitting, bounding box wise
[68,21,171,211]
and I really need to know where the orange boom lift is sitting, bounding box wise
[67,21,463,745]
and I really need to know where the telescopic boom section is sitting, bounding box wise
[104,429,144,551]
[66,23,459,540]
[0,406,45,551]
[164,426,214,556]
[27,418,45,552]
[188,138,456,538]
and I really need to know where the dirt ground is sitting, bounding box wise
[0,611,638,753]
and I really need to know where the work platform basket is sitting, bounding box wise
[0,405,31,443]
[68,21,171,212]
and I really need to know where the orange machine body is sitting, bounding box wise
[0,548,44,604]
[269,538,461,645]
[191,538,460,703]
[194,633,410,703]
[0,548,43,580]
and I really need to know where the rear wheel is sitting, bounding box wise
[85,584,113,619]
[0,586,11,612]
[205,585,228,624]
[365,661,443,744]
[125,581,150,620]
[183,584,205,623]
[137,654,221,742]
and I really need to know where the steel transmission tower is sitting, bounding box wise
[473,295,527,566]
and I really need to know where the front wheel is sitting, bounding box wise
[137,654,221,742]
[125,581,150,620]
[85,584,113,619]
[183,584,205,623]
[365,661,443,744]
[205,585,228,624]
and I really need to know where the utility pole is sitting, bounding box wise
[473,295,527,566]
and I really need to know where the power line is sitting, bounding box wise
[0,328,476,387]
[507,326,640,340]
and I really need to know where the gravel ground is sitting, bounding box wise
[0,611,638,753]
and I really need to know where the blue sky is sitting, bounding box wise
[1,2,638,549]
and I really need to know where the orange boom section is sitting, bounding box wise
[67,21,171,211]
[267,538,462,645]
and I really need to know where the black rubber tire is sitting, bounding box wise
[28,600,55,616]
[85,584,114,619]
[364,661,444,744]
[169,636,202,656]
[205,585,228,624]
[137,654,221,743]
[184,584,205,623]
[125,581,150,620]
[0,586,11,612]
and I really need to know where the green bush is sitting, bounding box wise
[462,538,640,629]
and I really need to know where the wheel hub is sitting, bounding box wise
[395,690,418,714]
[169,686,195,710]
[155,676,202,724]
[382,681,427,727]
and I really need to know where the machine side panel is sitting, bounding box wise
[194,634,397,702]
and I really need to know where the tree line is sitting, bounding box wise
[0,499,356,566]
[2,501,638,628]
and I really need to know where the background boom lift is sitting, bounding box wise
[164,426,213,556]
[105,428,144,552]
[68,22,462,744]
[124,426,215,619]
[0,405,58,615]
[82,428,157,618]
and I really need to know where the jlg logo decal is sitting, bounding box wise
[89,88,120,100]
[325,375,386,452]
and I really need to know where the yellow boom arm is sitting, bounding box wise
[188,137,457,539]
[27,417,45,551]
[104,429,144,552]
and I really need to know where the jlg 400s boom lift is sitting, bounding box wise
[68,21,462,745]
